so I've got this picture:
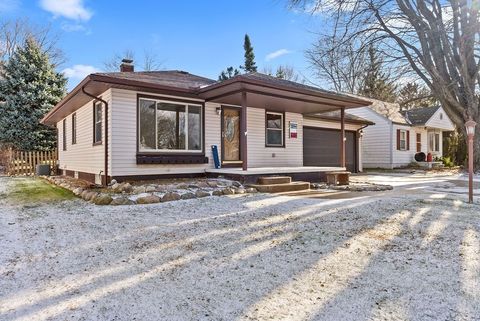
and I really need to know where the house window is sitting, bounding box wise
[266,112,284,147]
[72,113,77,145]
[429,132,440,152]
[416,133,421,152]
[62,119,67,151]
[399,130,407,150]
[138,98,202,152]
[94,102,103,144]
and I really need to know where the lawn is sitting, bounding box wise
[5,177,74,204]
[0,173,479,321]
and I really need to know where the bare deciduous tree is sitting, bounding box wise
[290,0,480,169]
[103,49,164,72]
[0,18,64,67]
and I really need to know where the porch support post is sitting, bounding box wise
[241,91,248,170]
[340,107,346,168]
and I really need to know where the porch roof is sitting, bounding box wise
[198,73,371,114]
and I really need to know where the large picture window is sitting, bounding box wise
[138,98,202,152]
[94,102,103,144]
[266,112,284,147]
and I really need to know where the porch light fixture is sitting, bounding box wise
[216,107,221,115]
[465,118,476,203]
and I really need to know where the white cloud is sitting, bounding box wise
[62,64,100,80]
[265,49,292,61]
[0,0,20,13]
[39,0,92,21]
[61,22,86,32]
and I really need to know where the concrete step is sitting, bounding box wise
[257,176,292,185]
[251,181,310,193]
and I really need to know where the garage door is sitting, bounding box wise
[303,127,357,172]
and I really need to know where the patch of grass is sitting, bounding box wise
[7,177,75,204]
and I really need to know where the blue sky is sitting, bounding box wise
[1,0,326,90]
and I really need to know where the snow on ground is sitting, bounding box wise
[1,173,480,321]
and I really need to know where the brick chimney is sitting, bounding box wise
[120,59,134,72]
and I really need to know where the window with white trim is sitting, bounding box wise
[266,112,284,147]
[429,132,440,152]
[138,98,202,152]
[94,102,103,144]
[399,130,407,150]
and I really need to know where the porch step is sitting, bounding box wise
[257,176,292,185]
[251,181,310,193]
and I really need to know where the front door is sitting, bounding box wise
[222,107,242,164]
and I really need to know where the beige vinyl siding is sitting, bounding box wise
[347,107,392,168]
[247,108,303,167]
[57,89,111,178]
[109,88,218,176]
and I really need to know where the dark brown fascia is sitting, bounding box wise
[197,75,372,107]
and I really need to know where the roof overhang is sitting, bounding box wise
[198,78,371,114]
[41,74,201,125]
[304,114,375,126]
[42,73,372,125]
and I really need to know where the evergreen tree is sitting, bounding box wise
[397,82,437,110]
[218,66,240,81]
[358,45,396,102]
[0,37,67,151]
[241,34,257,72]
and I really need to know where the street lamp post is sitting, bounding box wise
[465,119,477,203]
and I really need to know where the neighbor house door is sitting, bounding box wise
[222,107,242,165]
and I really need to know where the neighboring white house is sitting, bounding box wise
[41,61,373,185]
[347,98,455,169]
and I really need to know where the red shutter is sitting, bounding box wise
[396,129,400,150]
[407,130,410,150]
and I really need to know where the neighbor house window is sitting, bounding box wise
[138,98,202,152]
[399,130,407,150]
[266,112,284,147]
[94,102,103,144]
[72,113,77,145]
[62,119,67,151]
[416,133,421,152]
[429,132,440,152]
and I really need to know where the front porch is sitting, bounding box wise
[205,166,346,184]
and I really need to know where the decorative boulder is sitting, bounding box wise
[181,192,196,200]
[136,195,161,204]
[222,188,235,195]
[111,183,121,192]
[133,186,146,194]
[110,197,135,206]
[231,181,242,187]
[145,185,156,193]
[72,188,84,196]
[212,190,223,196]
[161,192,181,202]
[85,192,98,201]
[235,188,246,194]
[93,194,113,205]
[195,190,210,198]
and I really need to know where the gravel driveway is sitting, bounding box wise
[0,174,479,321]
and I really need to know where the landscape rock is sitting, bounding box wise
[235,188,246,194]
[195,190,210,198]
[80,190,89,199]
[136,195,161,204]
[73,188,84,196]
[110,197,135,206]
[181,192,196,200]
[145,185,156,193]
[212,190,223,196]
[133,186,146,194]
[162,192,181,202]
[176,183,189,189]
[223,188,235,195]
[93,194,113,205]
[207,181,218,187]
[121,183,133,193]
[246,187,257,193]
[231,181,242,187]
[109,179,117,186]
[111,183,121,192]
[197,181,209,188]
[84,191,98,201]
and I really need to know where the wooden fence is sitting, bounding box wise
[3,149,57,176]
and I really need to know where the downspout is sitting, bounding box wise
[82,86,109,186]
